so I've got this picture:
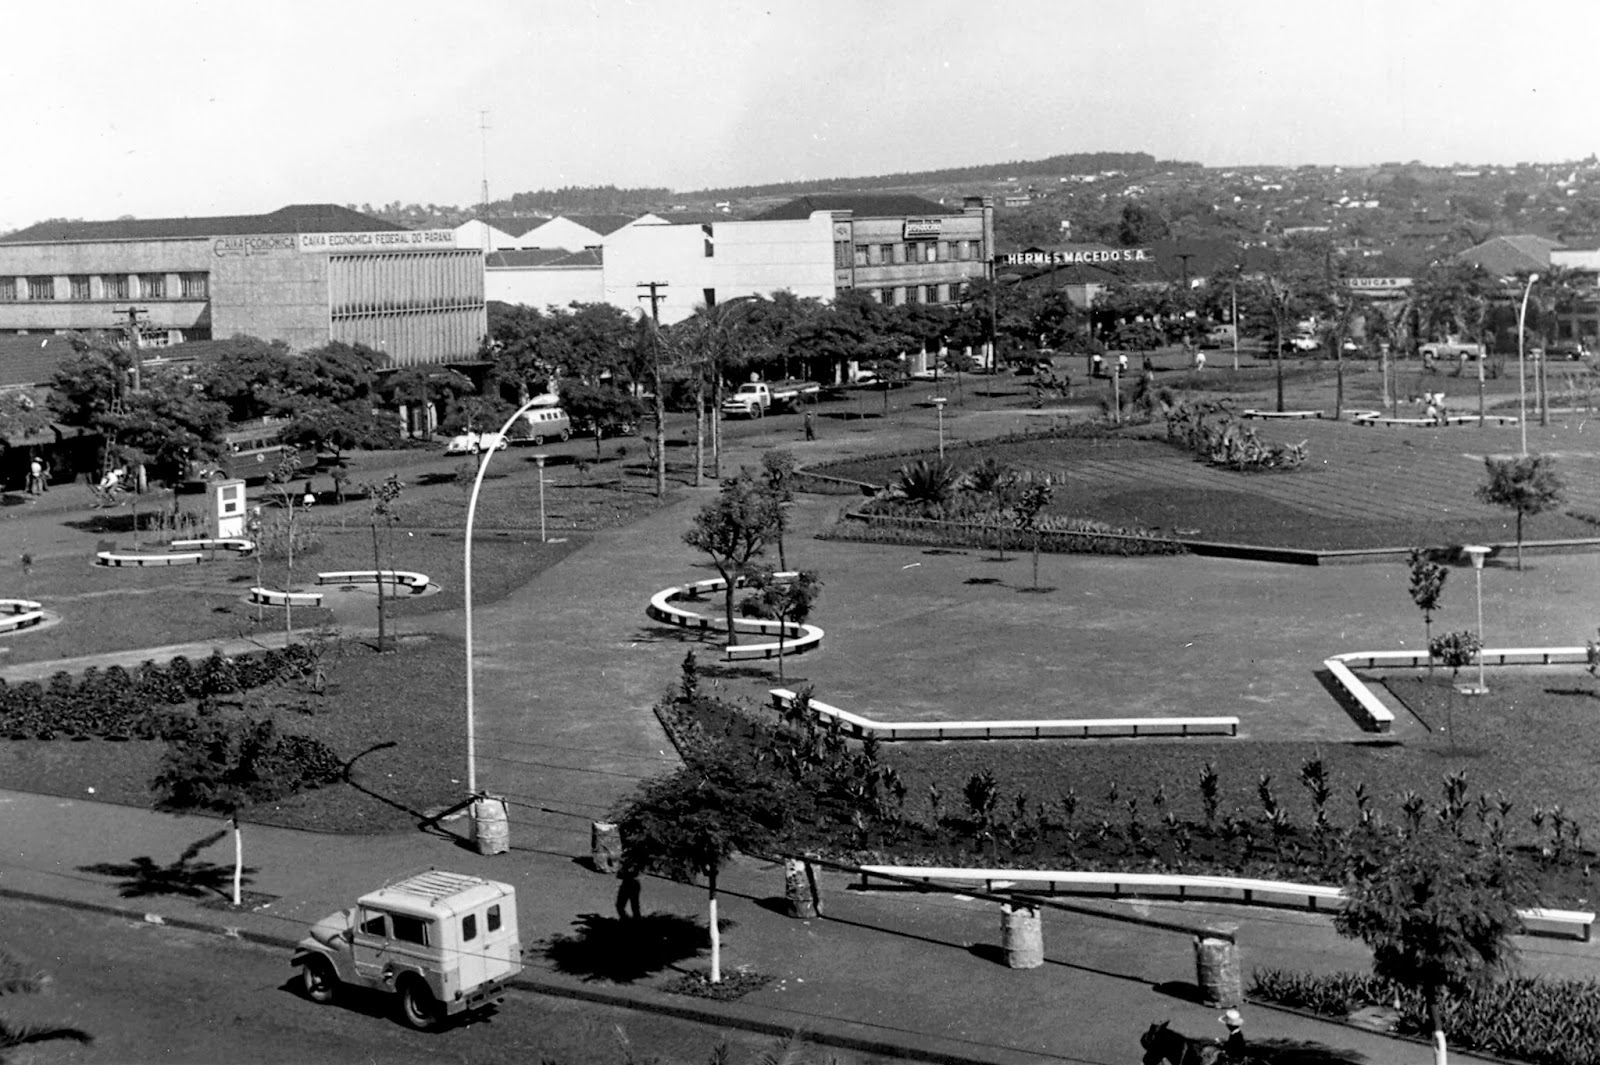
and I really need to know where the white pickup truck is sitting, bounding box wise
[1419,339,1484,361]
[720,379,822,419]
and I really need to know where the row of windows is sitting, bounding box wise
[0,273,208,302]
[854,240,981,268]
[868,282,966,307]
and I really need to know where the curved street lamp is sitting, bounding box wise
[1518,273,1539,456]
[464,396,548,798]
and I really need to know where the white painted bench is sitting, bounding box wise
[855,864,1594,941]
[248,586,325,607]
[316,569,430,593]
[1241,410,1324,420]
[0,599,46,633]
[1325,647,1593,733]
[770,689,1239,742]
[648,574,826,661]
[171,537,255,556]
[97,550,203,567]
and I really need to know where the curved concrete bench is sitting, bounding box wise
[248,586,325,607]
[0,599,46,633]
[171,537,256,556]
[316,569,430,594]
[770,688,1238,742]
[97,550,203,568]
[1240,409,1324,420]
[649,574,825,661]
[854,864,1593,941]
[1350,412,1519,427]
[1325,645,1592,732]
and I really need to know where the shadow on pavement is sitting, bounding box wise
[78,829,256,900]
[541,911,707,983]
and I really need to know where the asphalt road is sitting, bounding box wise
[0,898,910,1065]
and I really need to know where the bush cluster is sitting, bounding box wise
[1164,399,1309,471]
[0,645,318,741]
[1251,968,1600,1065]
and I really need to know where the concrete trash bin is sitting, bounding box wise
[1001,901,1043,969]
[1193,928,1241,1007]
[783,858,818,918]
[591,821,622,873]
[472,796,510,855]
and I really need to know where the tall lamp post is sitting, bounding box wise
[1463,545,1490,695]
[533,453,549,543]
[1518,274,1539,456]
[932,397,947,458]
[464,397,548,801]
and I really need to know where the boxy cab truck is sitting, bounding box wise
[720,379,821,419]
[293,870,523,1030]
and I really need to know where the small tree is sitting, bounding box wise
[683,475,782,647]
[1475,455,1564,570]
[1336,816,1533,1064]
[1407,549,1449,674]
[1431,630,1481,754]
[760,450,798,570]
[613,757,784,983]
[360,475,405,651]
[743,569,822,681]
[1013,478,1053,589]
[267,453,303,636]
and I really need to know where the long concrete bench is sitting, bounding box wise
[649,575,826,661]
[770,688,1239,742]
[316,569,430,593]
[171,537,255,556]
[855,864,1595,941]
[97,550,203,567]
[248,587,324,607]
[0,599,46,633]
[1325,646,1593,732]
[1240,409,1323,420]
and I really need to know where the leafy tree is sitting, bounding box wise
[1116,202,1170,245]
[0,391,53,449]
[1013,478,1054,589]
[190,336,300,423]
[1336,808,1533,1064]
[360,475,405,650]
[1431,630,1482,751]
[1475,455,1564,570]
[760,450,797,570]
[1407,549,1449,674]
[613,756,786,983]
[683,475,783,647]
[742,569,821,681]
[561,380,646,461]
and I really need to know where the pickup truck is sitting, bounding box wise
[720,379,822,419]
[1418,340,1484,362]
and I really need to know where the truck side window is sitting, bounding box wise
[390,915,430,946]
[487,905,501,932]
[462,914,477,942]
[360,911,387,937]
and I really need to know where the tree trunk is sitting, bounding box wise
[653,366,667,500]
[1275,327,1286,412]
[722,571,738,648]
[707,874,722,984]
[1429,986,1447,1065]
[232,815,243,907]
[695,389,705,488]
[372,521,387,650]
[776,622,786,681]
[1335,338,1345,418]
[1516,511,1524,570]
[1032,534,1041,588]
[712,377,723,480]
[284,498,294,636]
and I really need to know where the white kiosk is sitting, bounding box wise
[211,479,248,539]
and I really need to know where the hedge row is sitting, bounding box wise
[0,645,319,741]
[824,511,1186,557]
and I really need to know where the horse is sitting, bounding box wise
[1140,1021,1227,1065]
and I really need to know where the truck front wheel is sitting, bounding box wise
[299,957,337,1005]
[397,976,442,1030]
[751,405,764,419]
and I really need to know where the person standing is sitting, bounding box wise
[26,457,42,496]
[1218,1009,1246,1060]
[615,861,642,921]
[803,408,816,441]
[38,456,49,493]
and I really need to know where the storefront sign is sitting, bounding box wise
[903,219,943,240]
[1345,277,1411,291]
[998,248,1152,266]
[212,235,297,257]
[298,229,457,252]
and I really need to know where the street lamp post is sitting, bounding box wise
[932,397,947,458]
[464,397,548,801]
[533,453,548,543]
[1518,274,1539,456]
[1463,545,1490,695]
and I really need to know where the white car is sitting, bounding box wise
[444,432,508,455]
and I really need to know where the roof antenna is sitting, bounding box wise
[479,109,491,255]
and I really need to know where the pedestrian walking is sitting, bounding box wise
[803,408,816,441]
[26,457,42,496]
[301,479,316,507]
[1193,349,1206,371]
[615,862,642,921]
[39,457,50,493]
[1116,352,1128,376]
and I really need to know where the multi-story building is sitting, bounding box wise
[0,204,485,368]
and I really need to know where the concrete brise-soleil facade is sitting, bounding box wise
[0,205,486,368]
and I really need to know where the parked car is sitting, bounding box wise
[444,432,508,455]
[292,870,523,1030]
[1549,340,1590,360]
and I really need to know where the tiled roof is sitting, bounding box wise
[0,204,407,245]
[1455,234,1562,276]
[485,249,603,268]
[751,194,951,221]
[0,334,79,388]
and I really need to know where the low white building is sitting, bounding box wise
[485,249,604,309]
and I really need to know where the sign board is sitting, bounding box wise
[211,479,247,539]
[1344,277,1412,292]
[998,248,1152,266]
[903,219,943,240]
[213,235,298,257]
[297,229,457,253]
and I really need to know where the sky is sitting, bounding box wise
[4,0,1596,231]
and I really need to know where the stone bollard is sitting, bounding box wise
[471,795,510,856]
[783,858,818,918]
[1193,927,1242,1007]
[590,821,621,873]
[1000,901,1044,969]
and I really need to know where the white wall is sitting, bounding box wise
[519,217,605,251]
[1552,249,1600,272]
[601,215,837,325]
[486,265,604,309]
[454,219,517,251]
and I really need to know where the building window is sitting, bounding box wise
[139,274,166,299]
[102,275,129,300]
[906,243,922,265]
[926,243,940,263]
[180,272,208,299]
[834,240,851,269]
[956,241,971,261]
[0,278,15,302]
[27,276,54,300]
[881,287,897,307]
[905,286,920,304]
[854,245,869,267]
[69,275,91,300]
[880,244,894,265]
[703,288,716,308]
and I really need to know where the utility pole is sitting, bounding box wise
[478,110,492,255]
[637,282,669,498]
[114,305,149,493]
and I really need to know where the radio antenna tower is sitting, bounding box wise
[478,109,492,254]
